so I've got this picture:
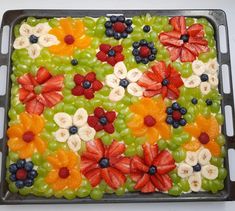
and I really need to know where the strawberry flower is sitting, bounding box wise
[138,61,183,99]
[96,44,124,66]
[177,148,218,192]
[71,72,103,99]
[87,107,116,134]
[53,108,96,152]
[130,144,176,193]
[105,62,144,102]
[159,16,209,62]
[81,139,130,189]
[18,67,64,115]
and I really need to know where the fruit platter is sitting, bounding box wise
[0,10,235,204]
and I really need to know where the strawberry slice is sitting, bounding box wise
[134,173,149,190]
[36,94,48,106]
[25,99,44,115]
[181,47,196,62]
[159,37,183,47]
[18,74,36,91]
[151,61,167,79]
[145,71,162,83]
[111,157,130,174]
[150,175,164,191]
[109,167,126,189]
[88,116,99,128]
[167,84,180,99]
[168,75,183,88]
[160,174,173,191]
[36,67,52,84]
[86,139,104,158]
[153,150,175,166]
[147,82,162,91]
[131,156,149,173]
[192,43,209,54]
[188,37,208,46]
[99,44,111,53]
[141,180,155,193]
[130,172,142,182]
[42,92,63,107]
[84,168,101,187]
[138,73,156,87]
[22,92,36,103]
[157,164,176,174]
[169,16,181,32]
[107,140,125,157]
[161,86,168,99]
[96,51,107,62]
[183,42,199,57]
[179,16,187,34]
[167,46,181,61]
[106,111,116,122]
[81,158,99,174]
[187,24,204,37]
[19,88,30,102]
[143,90,162,98]
[112,45,123,53]
[160,31,181,39]
[41,75,64,93]
[143,144,158,166]
[92,80,103,91]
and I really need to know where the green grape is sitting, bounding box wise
[132,16,142,26]
[172,148,186,162]
[210,102,220,113]
[180,179,190,192]
[48,141,58,151]
[37,167,47,177]
[221,146,226,158]
[15,104,25,114]
[64,189,76,200]
[106,186,115,194]
[8,151,19,162]
[44,188,54,198]
[216,134,225,146]
[197,18,209,25]
[64,104,76,114]
[135,137,145,145]
[19,187,31,196]
[32,152,43,166]
[173,127,183,135]
[54,190,64,198]
[102,135,112,145]
[48,18,59,27]
[198,52,211,62]
[209,180,218,193]
[126,179,135,192]
[210,157,224,167]
[124,135,134,145]
[167,141,178,151]
[43,108,54,120]
[8,109,17,120]
[95,24,105,37]
[168,185,182,196]
[186,18,194,26]
[158,139,168,150]
[205,25,214,36]
[90,188,103,200]
[125,145,136,157]
[181,66,193,78]
[163,24,173,32]
[115,186,126,196]
[202,178,210,190]
[215,113,224,125]
[83,17,96,28]
[77,187,90,198]
[136,145,143,156]
[9,183,18,193]
[26,17,38,26]
[120,128,130,137]
[45,122,57,131]
[218,167,227,180]
[184,113,193,123]
[170,172,181,183]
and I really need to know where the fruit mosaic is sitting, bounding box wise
[7,14,227,200]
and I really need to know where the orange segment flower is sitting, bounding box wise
[183,115,221,156]
[45,149,82,191]
[127,98,171,144]
[7,112,46,159]
[49,18,91,56]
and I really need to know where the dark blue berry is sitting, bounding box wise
[206,99,213,106]
[114,32,121,40]
[200,74,209,82]
[24,179,34,187]
[132,42,140,49]
[83,80,91,89]
[162,79,169,86]
[180,34,189,42]
[148,54,156,61]
[193,163,201,172]
[9,164,18,174]
[110,16,117,23]
[119,78,129,88]
[143,25,151,32]
[135,56,142,63]
[166,116,174,124]
[191,98,198,105]
[166,107,173,115]
[121,32,128,38]
[24,161,34,171]
[29,35,38,44]
[99,157,109,168]
[179,118,187,126]
[16,160,26,168]
[125,19,132,26]
[10,174,17,182]
[180,107,187,115]
[126,26,133,34]
[117,16,125,22]
[147,42,154,49]
[151,48,157,54]
[140,39,147,46]
[108,49,116,57]
[141,58,149,64]
[69,126,78,134]
[172,102,180,110]
[71,59,78,66]
[99,117,108,125]
[105,21,112,28]
[173,121,180,128]
[105,29,114,37]
[15,180,24,189]
[148,165,157,175]
[132,49,139,56]
[28,170,38,179]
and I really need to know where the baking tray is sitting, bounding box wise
[0,9,235,204]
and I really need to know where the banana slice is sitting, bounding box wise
[38,34,59,47]
[19,23,33,37]
[127,83,143,97]
[105,74,120,88]
[126,68,142,82]
[184,75,201,88]
[205,58,219,74]
[54,112,72,129]
[177,163,193,178]
[201,164,218,180]
[78,125,96,141]
[67,134,81,152]
[73,108,88,127]
[188,173,202,192]
[200,82,211,95]
[208,74,219,87]
[109,86,125,101]
[198,148,212,165]
[33,23,51,37]
[13,37,30,49]
[114,62,127,79]
[192,60,206,76]
[54,128,70,142]
[27,44,41,59]
[185,151,198,166]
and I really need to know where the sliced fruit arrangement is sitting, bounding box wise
[7,14,226,200]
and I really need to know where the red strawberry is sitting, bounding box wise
[17,74,35,91]
[147,82,162,91]
[111,157,130,174]
[74,74,84,85]
[42,92,63,108]
[84,168,102,187]
[103,123,115,134]
[167,46,181,61]
[19,88,30,101]
[134,173,149,189]
[99,44,111,53]
[109,167,126,188]
[143,144,158,166]
[96,51,107,62]
[157,164,176,174]
[145,71,162,83]
[36,94,47,106]
[36,67,52,84]
[85,72,96,82]
[138,73,155,87]
[22,92,36,103]
[113,22,126,33]
[71,86,84,96]
[172,110,182,121]
[86,139,104,157]
[105,111,116,122]
[94,123,104,131]
[143,90,161,97]
[41,75,64,93]
[108,140,125,157]
[107,57,116,66]
[88,116,99,127]
[112,45,123,53]
[184,42,199,57]
[139,46,151,58]
[84,89,94,99]
[114,53,124,62]
[131,156,149,173]
[92,80,103,91]
[153,150,175,167]
[181,48,196,62]
[141,180,155,193]
[94,107,105,118]
[25,98,44,115]
[160,174,173,191]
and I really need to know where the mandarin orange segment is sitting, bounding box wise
[75,36,91,49]
[34,136,46,153]
[184,124,201,138]
[129,103,147,116]
[156,122,171,139]
[182,140,201,151]
[30,115,45,134]
[8,138,26,151]
[59,18,74,35]
[146,127,159,145]
[49,43,67,54]
[196,115,210,131]
[204,140,221,157]
[47,156,62,169]
[49,28,65,41]
[127,115,143,130]
[68,169,82,189]
[58,150,69,166]
[45,170,58,183]
[132,127,147,137]
[74,20,85,37]
[52,179,67,191]
[68,152,79,169]
[7,124,24,138]
[19,112,32,131]
[60,45,74,56]
[207,116,219,139]
[19,142,34,159]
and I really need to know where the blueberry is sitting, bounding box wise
[9,163,18,174]
[180,107,187,115]
[140,39,147,46]
[141,58,149,64]
[172,102,180,110]
[119,78,129,88]
[179,118,187,126]
[10,174,17,182]
[162,79,169,86]
[105,21,112,28]
[125,19,132,26]
[132,49,139,56]
[83,80,91,89]
[15,180,24,189]
[121,32,128,38]
[147,42,154,49]
[110,15,117,23]
[132,42,140,49]
[24,179,34,187]
[16,159,26,168]
[114,32,121,40]
[99,157,109,168]
[143,25,151,33]
[24,161,34,171]
[191,98,198,105]
[105,29,114,37]
[117,15,125,22]
[151,48,157,54]
[148,54,156,61]
[69,126,78,134]
[108,49,116,57]
[206,99,213,106]
[166,116,174,124]
[99,117,108,125]
[148,165,157,175]
[166,107,173,115]
[200,74,209,82]
[126,26,133,34]
[193,163,201,172]
[71,59,78,66]
[28,170,38,179]
[180,34,189,42]
[29,35,38,44]
[173,121,179,128]
[135,56,142,63]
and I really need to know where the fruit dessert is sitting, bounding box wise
[7,14,227,200]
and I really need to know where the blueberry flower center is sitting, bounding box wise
[193,163,201,172]
[83,80,91,89]
[69,126,78,134]
[148,165,157,175]
[29,35,38,44]
[180,34,189,43]
[99,157,109,168]
[99,116,108,125]
[119,78,129,88]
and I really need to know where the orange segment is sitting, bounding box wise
[155,122,171,139]
[60,45,74,56]
[196,115,210,132]
[34,136,46,153]
[127,115,144,130]
[47,156,62,169]
[74,20,85,37]
[52,178,67,191]
[129,103,147,116]
[146,127,159,145]
[49,43,67,54]
[49,28,65,41]
[59,18,74,35]
[132,127,147,137]
[19,112,32,131]
[207,116,219,139]
[182,140,201,151]
[204,140,221,157]
[184,124,201,138]
[68,169,82,189]
[68,151,79,169]
[75,36,91,49]
[19,142,34,159]
[45,170,58,183]
[7,124,24,138]
[8,138,26,151]
[30,115,45,134]
[58,149,69,166]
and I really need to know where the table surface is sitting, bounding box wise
[0,0,235,210]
